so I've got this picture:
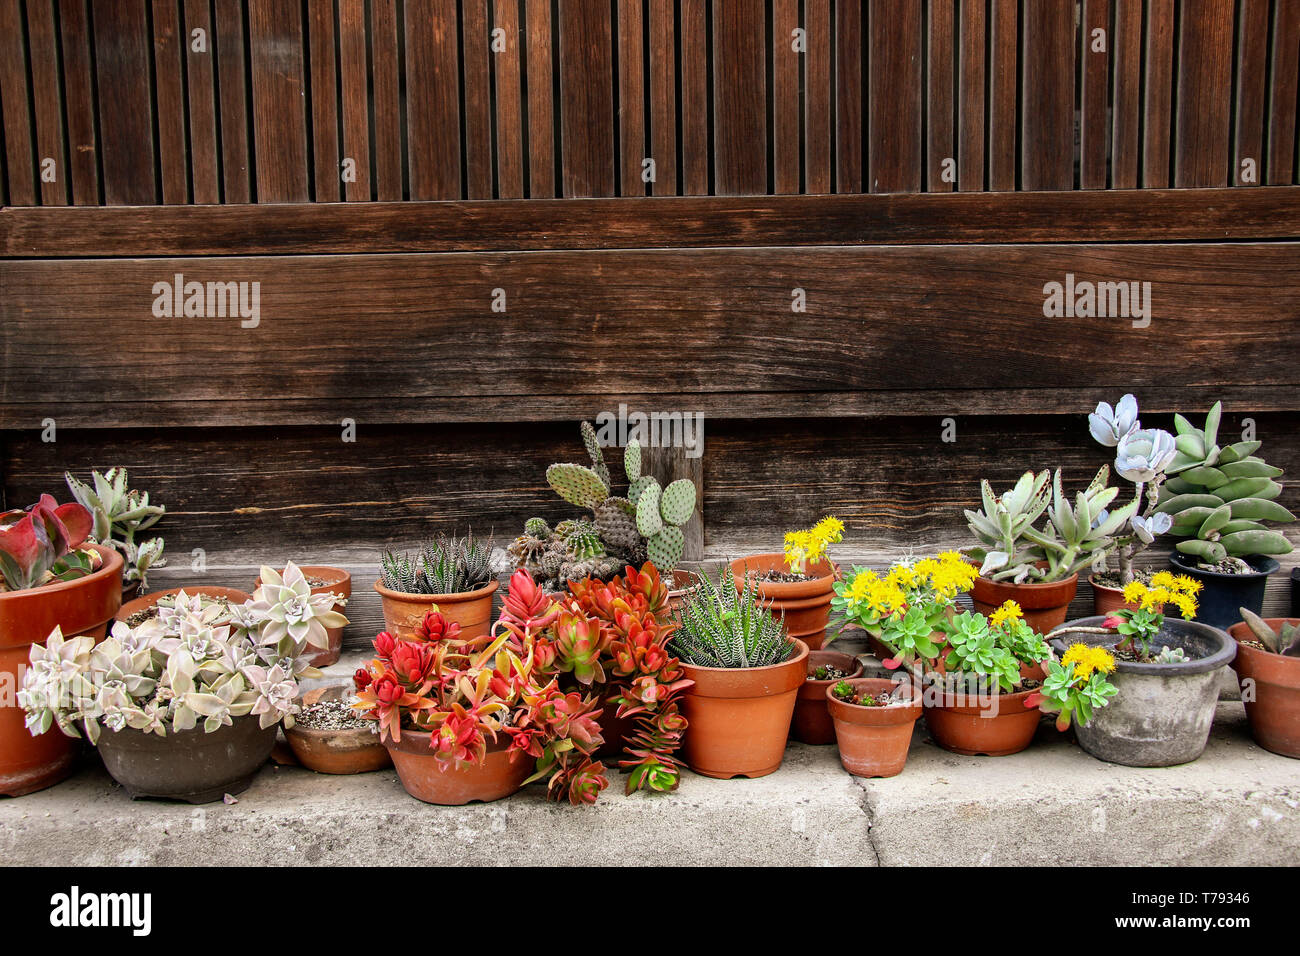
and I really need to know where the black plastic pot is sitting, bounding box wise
[1168,552,1279,630]
[1291,567,1299,618]
[95,716,277,804]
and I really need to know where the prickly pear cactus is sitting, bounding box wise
[595,499,639,551]
[546,463,609,510]
[625,440,642,482]
[659,479,697,526]
[636,480,665,537]
[647,526,685,570]
[580,421,612,490]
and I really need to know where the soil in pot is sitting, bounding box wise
[257,566,350,667]
[730,553,837,649]
[791,650,865,745]
[0,544,123,797]
[922,680,1043,757]
[384,729,532,804]
[96,715,277,804]
[283,685,391,774]
[374,579,500,640]
[827,677,922,777]
[1227,618,1300,759]
[679,638,810,778]
[115,585,252,627]
[1050,615,1236,767]
[970,571,1078,635]
[1168,552,1279,630]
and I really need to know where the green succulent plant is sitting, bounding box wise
[381,533,492,595]
[1238,607,1300,657]
[669,569,791,669]
[64,468,166,589]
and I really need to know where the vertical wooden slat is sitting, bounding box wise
[987,0,1017,190]
[1020,0,1074,190]
[1078,0,1109,189]
[307,0,340,202]
[616,0,645,195]
[524,0,554,197]
[183,0,220,203]
[462,0,493,198]
[151,0,188,203]
[26,0,68,205]
[869,0,921,193]
[713,0,767,194]
[558,0,614,197]
[60,0,100,205]
[93,0,157,204]
[648,0,677,195]
[837,0,863,193]
[679,0,709,194]
[1174,0,1233,187]
[805,0,831,193]
[926,0,955,193]
[1267,0,1300,184]
[1142,0,1175,187]
[338,0,371,201]
[406,0,461,200]
[957,0,984,191]
[249,1,309,202]
[1233,0,1269,186]
[370,0,403,200]
[0,0,35,205]
[1111,0,1141,188]
[214,0,251,202]
[493,0,524,198]
[773,0,799,193]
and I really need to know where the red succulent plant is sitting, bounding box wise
[0,494,98,592]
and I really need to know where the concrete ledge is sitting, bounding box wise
[2,698,1296,866]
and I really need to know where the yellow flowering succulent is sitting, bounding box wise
[783,515,845,575]
[1060,642,1117,680]
[831,551,980,650]
[989,600,1023,630]
[1120,576,1199,620]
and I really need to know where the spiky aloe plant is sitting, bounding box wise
[669,569,791,668]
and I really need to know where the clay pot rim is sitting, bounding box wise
[373,578,500,603]
[1051,614,1236,676]
[1087,573,1125,593]
[115,584,253,623]
[973,570,1079,592]
[95,712,274,748]
[678,636,810,675]
[1169,551,1281,581]
[381,724,516,759]
[0,542,123,604]
[257,564,352,592]
[803,650,866,686]
[826,677,923,722]
[1227,619,1300,667]
[285,685,382,746]
[728,552,838,596]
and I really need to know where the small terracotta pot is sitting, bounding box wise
[115,585,252,624]
[283,685,391,774]
[970,572,1078,635]
[730,553,837,649]
[667,568,700,614]
[1089,574,1139,615]
[791,650,865,744]
[679,638,809,778]
[384,729,532,804]
[95,715,277,804]
[0,545,123,797]
[257,566,351,667]
[374,579,499,640]
[923,685,1041,756]
[827,677,923,777]
[1228,619,1300,759]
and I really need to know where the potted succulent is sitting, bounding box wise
[1084,396,1178,612]
[376,533,498,639]
[729,516,844,649]
[282,685,391,774]
[256,565,350,667]
[791,649,865,745]
[353,609,608,805]
[1,495,123,796]
[1047,575,1235,766]
[509,422,697,592]
[965,468,1137,633]
[495,564,692,796]
[117,586,252,626]
[65,468,166,601]
[1150,401,1294,629]
[1227,609,1300,758]
[18,562,346,802]
[826,677,922,777]
[668,571,809,778]
[1025,641,1120,733]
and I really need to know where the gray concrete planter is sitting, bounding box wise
[1051,615,1236,767]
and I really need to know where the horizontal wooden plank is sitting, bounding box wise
[2,243,1297,429]
[3,188,1300,256]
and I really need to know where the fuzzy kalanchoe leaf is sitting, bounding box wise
[65,468,167,590]
[1239,607,1300,657]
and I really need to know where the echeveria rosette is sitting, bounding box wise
[1088,395,1139,448]
[248,562,348,658]
[1115,427,1178,483]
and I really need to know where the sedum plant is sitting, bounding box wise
[1151,401,1294,571]
[20,563,347,743]
[669,570,791,668]
[1237,608,1300,657]
[965,468,1138,583]
[0,495,99,592]
[380,533,493,595]
[1027,643,1119,730]
[783,516,844,575]
[935,601,1051,694]
[65,468,166,590]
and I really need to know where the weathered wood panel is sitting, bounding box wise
[93,0,156,204]
[249,1,310,203]
[713,0,768,195]
[406,0,461,201]
[558,0,614,198]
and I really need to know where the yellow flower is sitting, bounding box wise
[813,516,845,541]
[1150,570,1178,589]
[1172,594,1198,620]
[1062,643,1115,680]
[990,600,1023,629]
[1122,580,1146,605]
[1175,575,1202,595]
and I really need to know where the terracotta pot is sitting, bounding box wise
[384,729,532,804]
[730,553,837,649]
[283,685,391,774]
[96,715,277,804]
[679,638,809,778]
[1228,619,1300,759]
[257,566,351,667]
[0,545,123,797]
[667,568,700,614]
[115,585,252,624]
[791,650,865,744]
[1089,574,1142,615]
[827,677,923,777]
[923,684,1042,756]
[374,579,499,640]
[970,572,1078,635]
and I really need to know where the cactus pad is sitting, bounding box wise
[629,475,656,507]
[659,479,696,526]
[546,463,609,510]
[580,421,611,489]
[624,440,642,482]
[636,480,664,537]
[595,499,640,551]
[646,526,685,571]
